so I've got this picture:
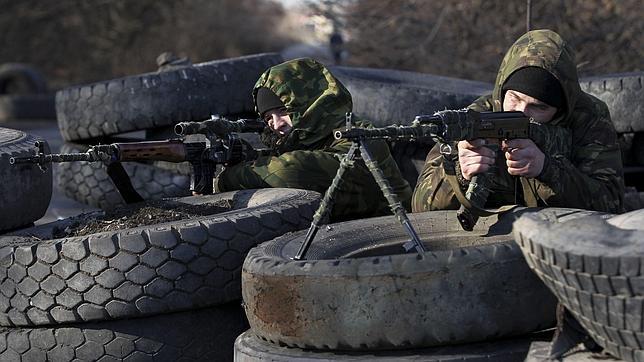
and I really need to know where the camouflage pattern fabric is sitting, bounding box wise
[412,29,624,214]
[216,58,412,221]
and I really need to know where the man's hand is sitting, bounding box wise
[502,139,545,178]
[457,139,497,180]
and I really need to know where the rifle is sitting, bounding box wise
[335,108,571,231]
[10,115,266,202]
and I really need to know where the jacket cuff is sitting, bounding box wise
[536,153,555,182]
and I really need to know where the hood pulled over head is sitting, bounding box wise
[253,58,352,150]
[492,29,581,126]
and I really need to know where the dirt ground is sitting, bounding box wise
[52,199,232,238]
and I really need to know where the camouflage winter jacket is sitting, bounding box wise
[412,29,624,214]
[217,58,412,221]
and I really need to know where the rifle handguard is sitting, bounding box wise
[174,116,265,137]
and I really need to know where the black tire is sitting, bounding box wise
[525,341,624,362]
[234,330,553,362]
[0,63,48,95]
[56,53,283,142]
[0,302,248,362]
[580,72,644,133]
[242,208,567,350]
[55,142,192,210]
[0,94,56,121]
[0,127,52,232]
[0,188,320,327]
[329,66,493,127]
[514,209,643,362]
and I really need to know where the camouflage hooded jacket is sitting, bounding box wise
[412,29,624,213]
[216,58,412,221]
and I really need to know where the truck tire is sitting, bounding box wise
[514,209,643,362]
[329,66,493,127]
[241,208,588,350]
[56,53,283,141]
[55,142,192,210]
[0,302,247,362]
[234,330,552,362]
[0,127,52,232]
[0,63,48,95]
[580,72,644,134]
[0,188,320,326]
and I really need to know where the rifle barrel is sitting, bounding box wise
[10,152,96,165]
[334,124,443,141]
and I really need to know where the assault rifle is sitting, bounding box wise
[336,108,570,231]
[10,115,266,202]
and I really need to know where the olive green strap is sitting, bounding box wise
[443,158,519,217]
[520,177,540,207]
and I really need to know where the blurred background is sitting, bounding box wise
[0,0,641,91]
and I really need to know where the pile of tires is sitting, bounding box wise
[234,208,590,361]
[0,188,320,360]
[54,53,284,209]
[515,208,644,361]
[0,63,56,122]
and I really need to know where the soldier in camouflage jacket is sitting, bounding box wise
[216,58,412,221]
[412,29,624,214]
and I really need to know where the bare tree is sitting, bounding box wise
[0,0,293,88]
[341,0,642,81]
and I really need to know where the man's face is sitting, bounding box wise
[263,107,293,136]
[503,90,558,123]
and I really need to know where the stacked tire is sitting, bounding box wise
[515,208,644,361]
[0,63,56,122]
[235,208,573,361]
[54,53,284,209]
[580,72,644,210]
[0,188,320,360]
[0,128,52,232]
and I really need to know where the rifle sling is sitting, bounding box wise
[106,162,144,204]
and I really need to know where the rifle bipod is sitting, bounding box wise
[293,113,426,261]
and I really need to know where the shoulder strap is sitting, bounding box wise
[442,151,519,217]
